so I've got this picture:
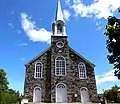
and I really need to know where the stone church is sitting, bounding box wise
[24,0,98,103]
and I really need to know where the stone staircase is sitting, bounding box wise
[28,102,97,104]
[21,99,101,104]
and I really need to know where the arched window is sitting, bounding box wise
[33,87,41,102]
[80,87,89,102]
[56,83,67,102]
[78,62,87,79]
[57,83,66,88]
[34,62,43,78]
[81,87,88,91]
[55,56,66,76]
[57,23,63,34]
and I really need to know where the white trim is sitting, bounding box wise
[55,56,66,76]
[26,47,51,65]
[80,87,89,102]
[78,62,87,79]
[34,62,43,79]
[69,47,95,68]
[56,83,66,88]
[56,41,64,48]
[80,87,88,91]
[56,83,67,102]
[33,86,41,103]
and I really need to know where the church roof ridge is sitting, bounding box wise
[69,46,95,68]
[25,46,51,65]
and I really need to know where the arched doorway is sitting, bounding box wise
[33,87,41,103]
[56,83,67,102]
[80,87,89,102]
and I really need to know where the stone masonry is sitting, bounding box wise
[24,35,99,103]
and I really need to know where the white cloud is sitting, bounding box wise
[96,21,104,30]
[18,43,28,46]
[96,69,118,85]
[96,25,104,31]
[63,9,71,21]
[66,0,120,19]
[20,58,26,61]
[8,23,14,28]
[65,0,70,4]
[20,13,52,44]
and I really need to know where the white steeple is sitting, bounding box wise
[55,0,64,22]
[52,0,66,36]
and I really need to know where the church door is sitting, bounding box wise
[56,83,67,102]
[33,87,41,103]
[80,87,89,102]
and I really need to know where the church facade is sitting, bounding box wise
[24,0,98,103]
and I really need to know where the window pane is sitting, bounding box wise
[79,63,86,78]
[56,61,59,67]
[55,57,66,76]
[35,63,42,78]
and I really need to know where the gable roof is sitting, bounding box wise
[25,46,51,65]
[69,46,95,68]
[25,46,95,68]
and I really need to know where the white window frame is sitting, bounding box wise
[33,86,41,102]
[56,41,64,48]
[55,56,66,76]
[78,62,87,79]
[80,87,89,102]
[34,62,43,78]
[80,87,88,91]
[56,83,66,88]
[56,83,67,102]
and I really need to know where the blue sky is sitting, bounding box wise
[0,0,120,94]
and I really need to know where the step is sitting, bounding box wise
[28,102,95,104]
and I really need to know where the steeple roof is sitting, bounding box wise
[55,0,64,22]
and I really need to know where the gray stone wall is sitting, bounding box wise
[51,36,71,102]
[69,49,98,102]
[50,36,98,103]
[24,50,51,102]
[24,36,98,103]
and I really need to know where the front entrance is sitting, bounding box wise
[80,87,89,102]
[56,83,67,102]
[33,87,41,103]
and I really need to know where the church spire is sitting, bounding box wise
[52,0,66,36]
[55,0,64,22]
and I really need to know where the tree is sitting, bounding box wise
[0,90,18,104]
[0,69,22,104]
[103,85,120,103]
[104,8,120,79]
[0,69,9,91]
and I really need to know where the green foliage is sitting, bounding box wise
[104,8,120,78]
[103,85,120,103]
[0,90,19,104]
[0,69,22,104]
[0,69,9,91]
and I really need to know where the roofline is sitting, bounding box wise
[69,46,95,68]
[25,46,51,66]
[25,46,95,68]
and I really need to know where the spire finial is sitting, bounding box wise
[55,0,64,22]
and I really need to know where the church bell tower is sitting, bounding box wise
[50,0,70,102]
[52,0,66,36]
